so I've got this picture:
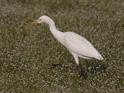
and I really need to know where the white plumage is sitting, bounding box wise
[32,15,103,65]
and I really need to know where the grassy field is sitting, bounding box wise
[0,0,124,93]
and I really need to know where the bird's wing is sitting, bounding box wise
[64,32,103,60]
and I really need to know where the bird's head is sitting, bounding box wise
[32,15,54,25]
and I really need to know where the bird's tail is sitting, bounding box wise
[97,54,104,61]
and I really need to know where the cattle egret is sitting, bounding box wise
[32,15,103,77]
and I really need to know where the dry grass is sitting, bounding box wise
[0,0,124,93]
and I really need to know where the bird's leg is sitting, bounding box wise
[78,64,87,78]
[71,52,79,65]
[51,63,62,68]
[90,62,107,74]
[71,52,87,78]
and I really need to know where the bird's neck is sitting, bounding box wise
[47,21,65,44]
[49,21,56,33]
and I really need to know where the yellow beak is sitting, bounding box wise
[31,20,40,25]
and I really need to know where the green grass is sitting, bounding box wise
[0,0,124,93]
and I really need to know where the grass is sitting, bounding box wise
[0,0,124,93]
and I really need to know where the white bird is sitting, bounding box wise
[32,15,103,76]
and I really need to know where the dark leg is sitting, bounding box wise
[78,64,87,79]
[88,63,107,74]
[51,63,63,68]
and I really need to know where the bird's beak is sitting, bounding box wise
[31,20,40,26]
